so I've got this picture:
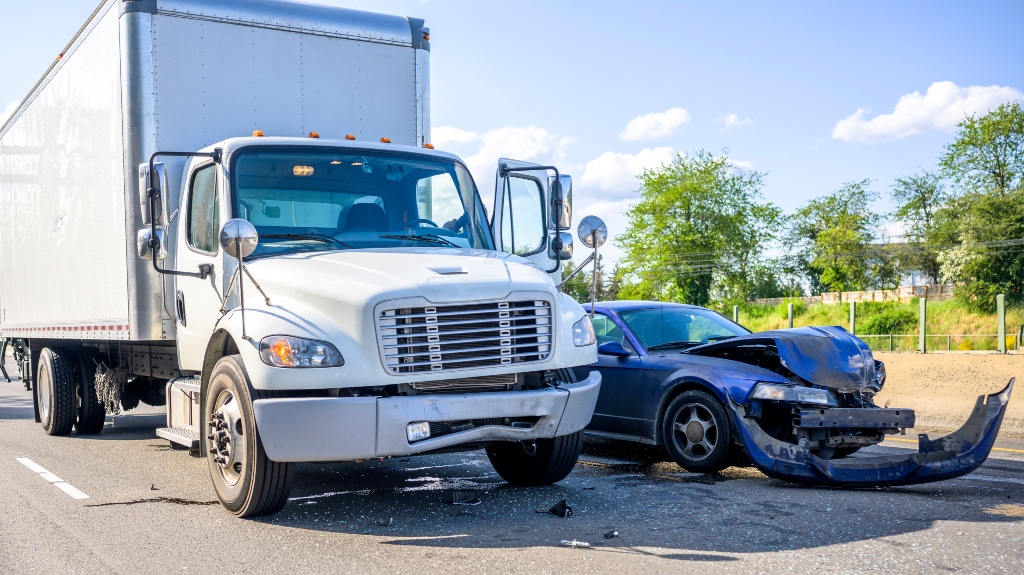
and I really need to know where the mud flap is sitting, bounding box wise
[732,378,1014,486]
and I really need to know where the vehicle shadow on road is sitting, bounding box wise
[253,442,1024,557]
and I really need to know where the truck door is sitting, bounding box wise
[490,158,571,281]
[174,160,227,371]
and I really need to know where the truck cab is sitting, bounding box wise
[147,136,601,516]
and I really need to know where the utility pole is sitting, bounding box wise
[849,301,856,335]
[997,294,1006,354]
[919,298,927,353]
[788,303,794,329]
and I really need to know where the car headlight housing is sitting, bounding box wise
[750,382,837,407]
[572,316,596,347]
[259,335,344,368]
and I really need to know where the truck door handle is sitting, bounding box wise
[175,290,187,327]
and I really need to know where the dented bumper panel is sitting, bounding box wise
[733,379,1014,486]
[252,371,601,462]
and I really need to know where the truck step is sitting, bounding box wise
[156,426,201,450]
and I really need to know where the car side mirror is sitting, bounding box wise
[598,341,631,357]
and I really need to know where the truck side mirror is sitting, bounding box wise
[549,232,573,260]
[548,175,572,230]
[219,219,259,259]
[139,162,167,225]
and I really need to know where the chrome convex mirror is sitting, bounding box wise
[218,219,271,339]
[220,218,259,258]
[558,215,608,316]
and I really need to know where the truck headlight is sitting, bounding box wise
[407,422,431,443]
[259,336,344,368]
[750,382,837,407]
[572,316,596,346]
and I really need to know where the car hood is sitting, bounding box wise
[685,326,878,390]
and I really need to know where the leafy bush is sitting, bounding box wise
[860,307,917,335]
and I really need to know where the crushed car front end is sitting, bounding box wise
[687,326,1014,486]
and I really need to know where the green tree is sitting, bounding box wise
[616,150,782,306]
[890,171,948,282]
[935,103,1024,309]
[788,180,879,294]
[940,102,1024,196]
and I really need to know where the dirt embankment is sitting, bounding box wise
[874,353,1024,438]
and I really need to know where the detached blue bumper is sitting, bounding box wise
[733,379,1014,486]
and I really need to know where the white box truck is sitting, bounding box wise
[0,0,602,517]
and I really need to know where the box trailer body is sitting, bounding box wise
[0,0,602,517]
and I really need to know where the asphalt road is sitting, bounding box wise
[2,363,1024,574]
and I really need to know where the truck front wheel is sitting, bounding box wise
[486,431,583,486]
[205,355,294,517]
[37,348,76,436]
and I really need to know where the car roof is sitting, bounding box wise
[586,300,707,314]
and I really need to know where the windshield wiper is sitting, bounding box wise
[704,335,737,343]
[378,234,459,247]
[260,233,352,249]
[646,340,699,351]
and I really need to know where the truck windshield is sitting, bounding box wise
[231,148,494,258]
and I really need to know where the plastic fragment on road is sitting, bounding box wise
[375,517,394,527]
[560,540,590,549]
[536,499,573,517]
[604,530,619,539]
[446,491,481,506]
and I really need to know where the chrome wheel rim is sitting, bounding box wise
[671,403,718,462]
[38,363,51,423]
[209,389,245,486]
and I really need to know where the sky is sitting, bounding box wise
[2,0,1023,264]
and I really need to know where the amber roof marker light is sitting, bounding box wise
[345,134,356,140]
[252,130,264,137]
[422,143,435,149]
[379,137,391,143]
[308,132,320,139]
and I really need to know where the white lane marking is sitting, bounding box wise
[15,457,90,500]
[960,473,1024,486]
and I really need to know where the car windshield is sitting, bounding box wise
[231,148,494,258]
[619,306,750,350]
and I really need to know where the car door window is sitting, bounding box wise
[500,176,544,256]
[187,164,219,253]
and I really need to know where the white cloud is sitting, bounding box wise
[431,125,478,148]
[832,81,1023,143]
[728,159,755,172]
[580,147,677,201]
[619,108,691,141]
[0,101,19,128]
[723,113,753,128]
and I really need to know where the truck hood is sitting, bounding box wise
[244,247,554,305]
[686,326,879,391]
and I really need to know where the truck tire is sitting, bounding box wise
[37,348,76,436]
[205,355,294,517]
[485,368,583,486]
[661,390,733,473]
[74,352,105,434]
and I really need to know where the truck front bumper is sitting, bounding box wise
[252,371,601,462]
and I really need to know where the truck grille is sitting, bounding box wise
[410,374,517,394]
[377,298,552,374]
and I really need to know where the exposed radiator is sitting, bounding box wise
[377,298,552,374]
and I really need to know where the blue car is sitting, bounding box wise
[573,301,1014,486]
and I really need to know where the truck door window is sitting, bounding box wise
[187,164,219,253]
[500,176,545,256]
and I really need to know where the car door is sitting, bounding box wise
[490,158,569,283]
[174,160,228,371]
[577,313,644,435]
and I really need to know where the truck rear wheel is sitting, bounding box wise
[205,355,294,517]
[74,352,105,434]
[37,348,76,436]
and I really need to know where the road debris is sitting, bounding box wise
[446,491,482,506]
[604,530,619,539]
[536,499,573,517]
[375,518,394,527]
[560,540,591,549]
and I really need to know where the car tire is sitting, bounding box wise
[662,390,733,473]
[205,355,294,517]
[74,352,105,434]
[37,348,76,436]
